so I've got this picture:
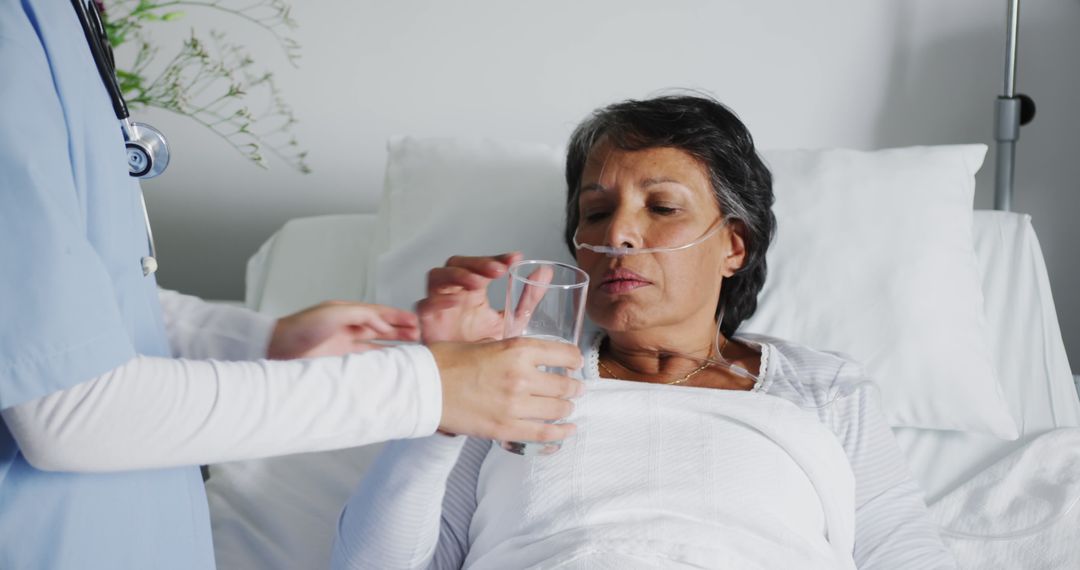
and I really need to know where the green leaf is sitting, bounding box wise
[115,69,142,82]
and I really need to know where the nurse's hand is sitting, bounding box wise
[267,301,420,359]
[429,337,584,441]
[417,252,522,343]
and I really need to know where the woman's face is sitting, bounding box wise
[574,144,746,336]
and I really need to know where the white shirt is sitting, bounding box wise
[1,289,443,472]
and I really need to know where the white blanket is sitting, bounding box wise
[929,427,1080,569]
[465,380,857,569]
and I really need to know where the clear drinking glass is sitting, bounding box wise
[500,260,589,456]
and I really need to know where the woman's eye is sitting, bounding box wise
[583,211,610,222]
[650,206,679,216]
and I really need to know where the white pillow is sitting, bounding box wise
[372,138,1017,438]
[245,214,378,317]
[741,146,1015,438]
[893,211,1080,501]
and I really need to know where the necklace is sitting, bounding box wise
[598,336,729,386]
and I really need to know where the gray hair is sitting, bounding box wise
[563,94,776,336]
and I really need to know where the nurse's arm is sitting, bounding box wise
[157,288,276,361]
[0,339,580,472]
[1,347,442,472]
[157,289,422,361]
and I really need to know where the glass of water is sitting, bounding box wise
[500,260,589,456]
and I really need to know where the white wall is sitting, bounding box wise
[139,0,1080,367]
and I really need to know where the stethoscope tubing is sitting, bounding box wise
[70,0,129,121]
[70,0,166,276]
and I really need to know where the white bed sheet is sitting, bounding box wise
[928,427,1080,568]
[894,211,1080,503]
[216,213,388,570]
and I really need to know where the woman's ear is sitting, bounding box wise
[721,221,748,278]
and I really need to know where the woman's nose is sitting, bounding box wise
[604,209,644,249]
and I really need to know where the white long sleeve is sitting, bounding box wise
[331,436,488,570]
[761,338,956,569]
[827,376,954,569]
[1,345,442,472]
[157,288,275,361]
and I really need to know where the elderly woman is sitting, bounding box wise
[331,95,954,569]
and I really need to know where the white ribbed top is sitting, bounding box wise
[332,333,957,569]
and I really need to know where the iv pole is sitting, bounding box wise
[994,0,1036,211]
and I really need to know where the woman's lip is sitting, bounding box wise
[599,279,649,294]
[602,268,648,282]
[598,269,651,294]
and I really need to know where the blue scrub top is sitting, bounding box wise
[0,1,214,568]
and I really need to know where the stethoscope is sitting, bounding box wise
[71,0,169,276]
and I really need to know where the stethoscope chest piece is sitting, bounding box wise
[124,121,170,179]
[73,0,171,182]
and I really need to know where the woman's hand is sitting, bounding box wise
[416,253,522,343]
[267,301,420,359]
[429,337,584,441]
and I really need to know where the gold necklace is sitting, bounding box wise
[598,336,729,386]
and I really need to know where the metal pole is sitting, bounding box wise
[1004,0,1020,97]
[994,139,1016,212]
[994,0,1021,211]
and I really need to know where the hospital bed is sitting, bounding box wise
[206,139,1080,569]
